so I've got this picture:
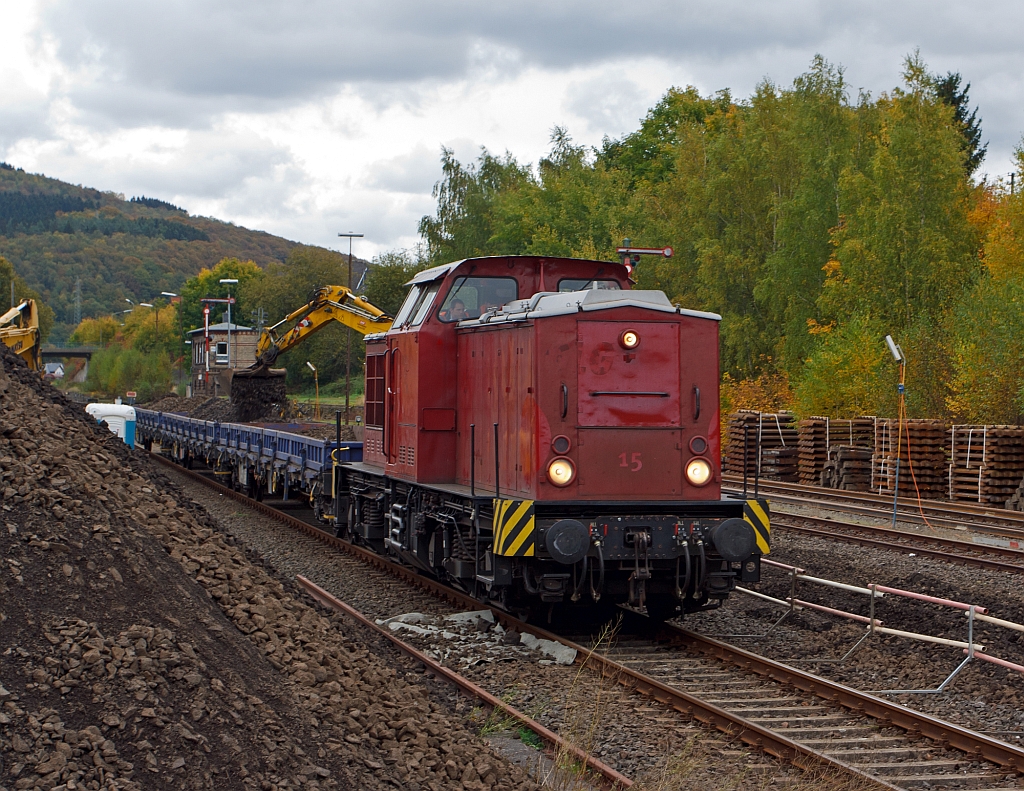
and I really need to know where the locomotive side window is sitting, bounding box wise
[392,285,422,326]
[409,283,440,326]
[364,353,385,427]
[558,278,621,292]
[392,283,440,328]
[438,277,518,322]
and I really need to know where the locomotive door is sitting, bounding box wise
[576,320,683,497]
[496,328,532,494]
[385,342,401,465]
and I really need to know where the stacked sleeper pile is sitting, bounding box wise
[948,425,1024,506]
[821,446,874,490]
[872,419,947,499]
[724,411,799,482]
[798,416,874,489]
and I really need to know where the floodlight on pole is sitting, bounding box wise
[884,334,908,528]
[885,334,904,364]
[219,279,239,370]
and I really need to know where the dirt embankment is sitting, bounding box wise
[0,347,538,791]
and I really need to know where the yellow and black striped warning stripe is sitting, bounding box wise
[492,498,536,557]
[743,498,771,555]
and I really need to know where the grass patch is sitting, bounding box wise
[516,726,543,750]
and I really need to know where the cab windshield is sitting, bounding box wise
[438,276,518,322]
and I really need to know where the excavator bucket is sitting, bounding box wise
[229,367,288,422]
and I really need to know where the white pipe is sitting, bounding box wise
[796,574,884,597]
[968,611,1024,634]
[733,587,790,608]
[762,558,805,574]
[872,626,984,652]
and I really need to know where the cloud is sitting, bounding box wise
[1,0,1022,253]
[26,2,948,116]
[565,73,658,140]
[363,145,444,194]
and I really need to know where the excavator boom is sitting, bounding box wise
[253,285,392,368]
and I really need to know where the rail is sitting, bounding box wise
[723,475,1024,533]
[769,513,1024,575]
[296,576,631,790]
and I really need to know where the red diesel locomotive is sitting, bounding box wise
[321,255,769,620]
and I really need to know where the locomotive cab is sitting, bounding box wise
[338,256,767,620]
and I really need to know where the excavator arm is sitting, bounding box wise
[0,299,41,371]
[252,285,393,368]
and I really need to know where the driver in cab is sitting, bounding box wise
[440,298,469,322]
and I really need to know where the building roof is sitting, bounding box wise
[188,322,253,334]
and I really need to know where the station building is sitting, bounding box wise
[188,322,258,396]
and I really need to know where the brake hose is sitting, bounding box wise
[571,554,589,602]
[589,544,605,602]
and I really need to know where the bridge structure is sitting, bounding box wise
[41,344,100,382]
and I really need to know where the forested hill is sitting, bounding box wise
[0,163,300,330]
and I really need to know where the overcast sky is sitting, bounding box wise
[2,1,1021,257]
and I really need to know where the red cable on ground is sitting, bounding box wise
[898,364,937,532]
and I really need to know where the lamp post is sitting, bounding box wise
[140,302,155,348]
[338,232,363,424]
[220,279,239,369]
[306,361,319,420]
[884,334,906,527]
[161,292,181,386]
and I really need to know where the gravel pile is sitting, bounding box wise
[140,396,358,441]
[0,347,539,791]
[143,395,237,422]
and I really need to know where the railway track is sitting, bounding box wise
[153,453,1024,790]
[770,514,1024,575]
[723,476,1024,539]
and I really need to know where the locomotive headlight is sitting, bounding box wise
[685,457,713,487]
[619,329,640,349]
[547,457,576,487]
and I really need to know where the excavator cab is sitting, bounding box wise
[0,299,41,371]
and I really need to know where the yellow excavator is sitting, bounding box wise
[0,299,41,371]
[230,285,392,419]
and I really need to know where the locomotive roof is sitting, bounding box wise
[405,255,626,286]
[457,288,721,326]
